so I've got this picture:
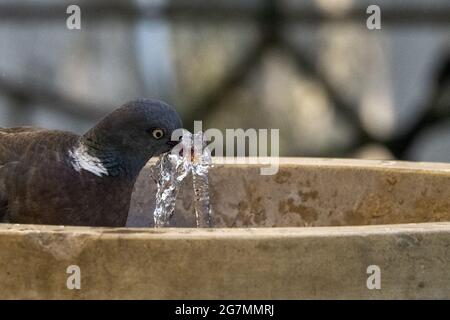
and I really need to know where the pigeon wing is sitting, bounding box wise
[0,127,46,221]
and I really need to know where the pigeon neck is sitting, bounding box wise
[75,136,148,179]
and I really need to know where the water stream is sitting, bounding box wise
[152,131,213,228]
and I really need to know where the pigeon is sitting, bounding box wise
[0,99,182,227]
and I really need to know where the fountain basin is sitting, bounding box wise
[130,157,450,228]
[0,158,449,299]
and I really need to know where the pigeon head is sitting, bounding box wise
[77,99,183,177]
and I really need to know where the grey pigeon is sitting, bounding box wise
[0,99,182,227]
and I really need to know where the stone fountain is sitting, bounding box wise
[0,158,449,299]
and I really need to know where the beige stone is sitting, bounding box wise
[0,158,449,299]
[129,158,450,228]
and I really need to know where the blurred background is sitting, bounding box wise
[0,0,449,162]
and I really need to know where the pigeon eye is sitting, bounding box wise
[151,128,164,139]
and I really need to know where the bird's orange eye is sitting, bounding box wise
[151,128,164,139]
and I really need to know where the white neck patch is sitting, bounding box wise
[69,143,109,177]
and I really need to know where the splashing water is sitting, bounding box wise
[152,153,190,228]
[152,131,213,228]
[192,132,212,227]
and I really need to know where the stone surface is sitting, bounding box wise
[0,158,449,299]
[0,222,450,299]
[128,158,450,228]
